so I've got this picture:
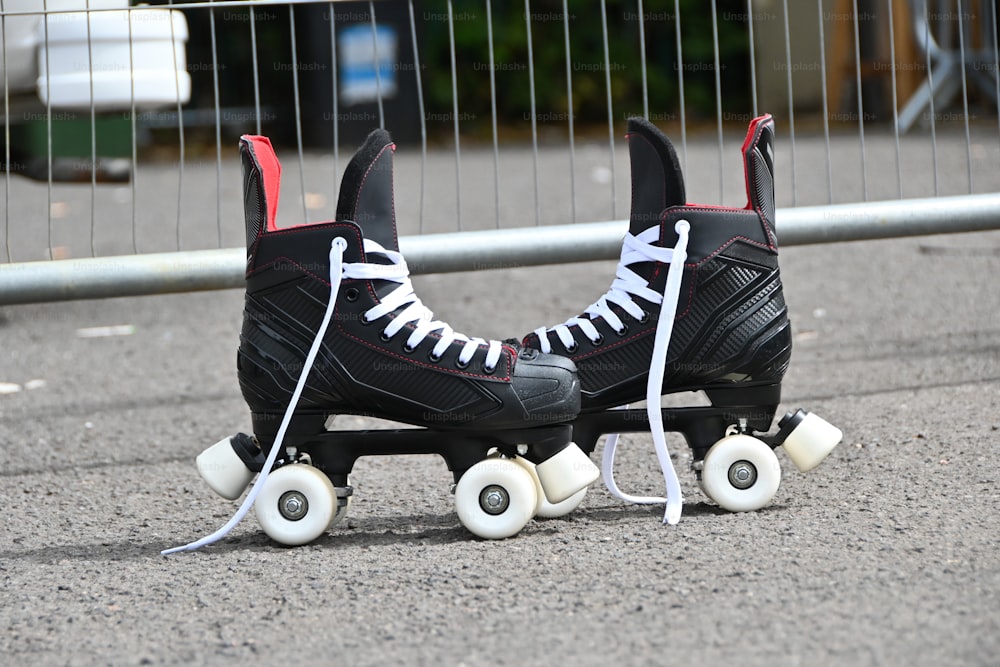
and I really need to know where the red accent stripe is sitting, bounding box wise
[243,135,282,232]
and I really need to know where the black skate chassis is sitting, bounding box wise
[203,382,836,544]
[229,382,813,510]
[571,383,795,462]
[230,420,575,493]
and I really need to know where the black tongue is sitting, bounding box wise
[626,117,686,236]
[336,128,399,252]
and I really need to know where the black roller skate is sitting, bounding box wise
[523,114,842,524]
[165,129,599,552]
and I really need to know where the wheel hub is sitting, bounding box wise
[278,490,309,521]
[728,460,758,490]
[479,485,510,515]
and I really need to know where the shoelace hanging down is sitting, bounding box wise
[532,220,690,525]
[163,237,504,553]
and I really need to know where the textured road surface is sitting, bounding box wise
[2,134,999,666]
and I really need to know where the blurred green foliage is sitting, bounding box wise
[179,1,753,145]
[418,0,752,133]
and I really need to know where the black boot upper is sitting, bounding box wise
[523,115,792,411]
[236,131,580,435]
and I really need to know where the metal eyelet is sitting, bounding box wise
[566,341,579,353]
[379,331,392,342]
[429,351,443,362]
[590,334,605,346]
[616,324,629,337]
[403,343,417,354]
[456,357,471,369]
[638,311,650,324]
[483,364,497,375]
[344,287,359,302]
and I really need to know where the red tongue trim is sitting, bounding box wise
[240,135,282,234]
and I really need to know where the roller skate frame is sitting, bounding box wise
[193,386,840,548]
[163,129,598,552]
[166,229,596,552]
[519,113,843,524]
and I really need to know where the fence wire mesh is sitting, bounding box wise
[0,0,998,302]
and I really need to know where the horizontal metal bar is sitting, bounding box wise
[774,193,1000,245]
[0,249,247,306]
[1,193,999,306]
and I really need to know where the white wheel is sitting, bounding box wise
[701,435,781,513]
[455,458,538,539]
[255,464,337,546]
[515,457,587,518]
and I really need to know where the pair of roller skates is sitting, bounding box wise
[164,114,841,553]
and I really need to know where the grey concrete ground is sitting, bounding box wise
[1,132,999,666]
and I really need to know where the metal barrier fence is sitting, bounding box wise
[1,0,999,304]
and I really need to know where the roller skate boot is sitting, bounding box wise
[523,114,842,523]
[166,129,599,552]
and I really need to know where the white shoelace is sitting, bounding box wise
[533,220,690,524]
[164,236,503,553]
[348,239,503,370]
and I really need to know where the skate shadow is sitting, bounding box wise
[568,500,790,523]
[0,511,481,562]
[313,512,478,548]
[0,502,793,562]
[570,502,723,522]
[0,538,218,563]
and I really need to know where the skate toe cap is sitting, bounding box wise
[511,352,581,421]
[515,349,578,373]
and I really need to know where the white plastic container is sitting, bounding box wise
[36,7,191,110]
[0,0,47,93]
[0,0,126,94]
